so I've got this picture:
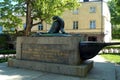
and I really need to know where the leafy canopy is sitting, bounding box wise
[31,0,80,23]
[108,0,120,39]
[0,0,22,30]
[108,0,120,25]
[13,0,80,23]
[0,0,80,34]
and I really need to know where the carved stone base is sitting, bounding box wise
[16,36,83,65]
[8,59,93,77]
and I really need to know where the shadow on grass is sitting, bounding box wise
[100,53,120,55]
[116,62,120,65]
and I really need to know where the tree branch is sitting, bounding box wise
[32,21,41,26]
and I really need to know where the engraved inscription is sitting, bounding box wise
[21,44,72,64]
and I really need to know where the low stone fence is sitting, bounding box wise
[99,47,120,54]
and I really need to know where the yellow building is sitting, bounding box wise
[32,1,111,42]
[61,1,111,42]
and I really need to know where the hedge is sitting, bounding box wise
[0,50,16,55]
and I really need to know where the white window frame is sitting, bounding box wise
[38,24,43,30]
[73,21,78,29]
[72,8,79,14]
[89,7,96,13]
[90,20,96,29]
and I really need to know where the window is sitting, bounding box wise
[73,8,79,14]
[89,7,96,13]
[90,20,96,29]
[38,24,43,30]
[73,21,78,29]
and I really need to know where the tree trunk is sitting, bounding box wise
[25,1,32,36]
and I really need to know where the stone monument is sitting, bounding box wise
[8,34,120,77]
[9,16,120,77]
[8,16,93,77]
[8,35,93,77]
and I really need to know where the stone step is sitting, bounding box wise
[8,59,93,77]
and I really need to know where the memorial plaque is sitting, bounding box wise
[21,43,74,64]
[16,36,82,65]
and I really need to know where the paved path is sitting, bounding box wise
[0,55,119,80]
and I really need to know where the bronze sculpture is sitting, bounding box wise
[48,16,66,34]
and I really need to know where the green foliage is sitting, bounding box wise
[14,0,80,23]
[31,0,80,23]
[0,58,8,63]
[107,0,120,39]
[104,46,120,49]
[1,0,80,35]
[0,0,23,30]
[115,0,120,8]
[111,25,120,39]
[0,50,16,54]
[108,0,120,25]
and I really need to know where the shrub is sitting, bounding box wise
[0,50,16,55]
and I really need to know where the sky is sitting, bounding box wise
[0,0,3,2]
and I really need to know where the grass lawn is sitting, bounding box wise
[111,39,120,42]
[100,54,120,64]
[101,39,120,64]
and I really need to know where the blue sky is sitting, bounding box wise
[0,0,17,4]
[0,0,3,2]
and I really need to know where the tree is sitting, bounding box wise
[108,0,120,39]
[115,0,120,7]
[0,0,22,34]
[1,0,80,36]
[14,0,80,35]
[107,0,120,25]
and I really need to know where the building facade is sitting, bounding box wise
[33,0,111,42]
[61,1,111,42]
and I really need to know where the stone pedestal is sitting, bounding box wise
[8,36,93,77]
[8,59,93,77]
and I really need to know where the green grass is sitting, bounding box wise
[101,39,120,64]
[111,39,120,42]
[100,54,120,64]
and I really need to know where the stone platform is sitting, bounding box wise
[8,36,93,77]
[8,59,93,77]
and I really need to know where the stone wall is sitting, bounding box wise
[16,36,82,65]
